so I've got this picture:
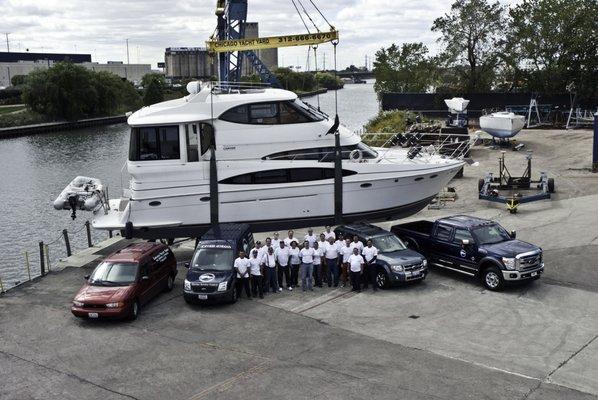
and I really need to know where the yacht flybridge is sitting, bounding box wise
[54,82,467,238]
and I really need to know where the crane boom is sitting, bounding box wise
[207,29,338,53]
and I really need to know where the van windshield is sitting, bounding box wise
[191,248,234,271]
[372,235,406,253]
[89,262,138,286]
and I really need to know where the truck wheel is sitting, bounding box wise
[229,285,238,304]
[376,271,390,289]
[478,178,485,192]
[548,178,555,193]
[404,238,419,252]
[164,275,174,292]
[482,266,504,291]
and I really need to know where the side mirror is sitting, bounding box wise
[141,275,150,281]
[462,239,470,246]
[184,262,190,269]
[84,275,90,280]
[510,230,516,239]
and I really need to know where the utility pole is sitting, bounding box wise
[126,38,130,64]
[4,33,9,52]
[323,52,326,71]
[365,54,368,70]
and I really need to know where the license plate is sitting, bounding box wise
[531,272,538,277]
[197,294,208,300]
[88,312,99,318]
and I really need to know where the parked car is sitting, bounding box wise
[391,215,544,291]
[334,223,428,288]
[184,223,254,304]
[71,242,177,320]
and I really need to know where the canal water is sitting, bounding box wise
[0,81,379,288]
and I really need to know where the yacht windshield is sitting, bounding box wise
[293,99,327,120]
[372,235,407,253]
[191,248,234,272]
[472,224,511,245]
[89,262,138,286]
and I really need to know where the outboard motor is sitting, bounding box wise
[68,195,79,220]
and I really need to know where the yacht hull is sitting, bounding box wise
[479,112,526,139]
[122,195,436,239]
[93,160,462,238]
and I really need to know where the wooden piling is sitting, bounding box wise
[39,241,45,276]
[24,251,31,281]
[85,221,92,247]
[62,229,72,257]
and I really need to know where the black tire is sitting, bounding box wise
[482,266,504,291]
[548,178,555,193]
[229,285,238,304]
[404,238,419,252]
[164,274,174,292]
[478,178,485,192]
[129,299,140,320]
[376,270,390,289]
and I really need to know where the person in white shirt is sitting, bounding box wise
[259,238,272,289]
[299,241,315,291]
[234,251,252,299]
[248,250,263,299]
[348,247,365,292]
[324,236,340,287]
[323,226,336,241]
[288,241,301,288]
[339,238,354,287]
[304,228,317,248]
[262,246,278,293]
[318,233,329,285]
[312,241,324,288]
[272,232,283,249]
[274,241,292,291]
[350,236,364,253]
[284,230,299,247]
[362,239,379,292]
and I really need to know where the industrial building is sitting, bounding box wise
[164,22,278,81]
[0,51,151,88]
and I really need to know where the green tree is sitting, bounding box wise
[10,75,27,87]
[432,0,506,92]
[143,79,164,106]
[141,73,166,89]
[507,0,598,102]
[373,43,434,96]
[315,72,344,90]
[22,63,98,120]
[91,71,141,115]
[274,68,316,93]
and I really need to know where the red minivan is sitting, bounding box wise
[71,242,177,320]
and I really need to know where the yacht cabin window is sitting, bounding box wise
[220,168,357,185]
[129,125,180,161]
[262,142,379,161]
[219,101,323,125]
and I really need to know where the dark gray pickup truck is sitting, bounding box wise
[391,215,544,291]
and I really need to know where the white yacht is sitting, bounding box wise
[55,82,466,238]
[479,111,526,139]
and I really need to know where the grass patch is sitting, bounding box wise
[0,109,51,128]
[0,105,26,115]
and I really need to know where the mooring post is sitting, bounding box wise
[39,241,45,276]
[109,230,113,238]
[85,220,92,247]
[44,244,51,272]
[593,112,598,172]
[0,275,4,293]
[62,229,72,257]
[24,251,31,281]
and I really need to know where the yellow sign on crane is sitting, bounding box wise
[206,29,339,53]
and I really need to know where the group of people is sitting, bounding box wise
[233,227,379,300]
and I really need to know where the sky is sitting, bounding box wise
[0,0,512,71]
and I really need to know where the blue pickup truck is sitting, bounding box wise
[391,215,544,291]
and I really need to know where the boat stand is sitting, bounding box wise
[478,151,555,213]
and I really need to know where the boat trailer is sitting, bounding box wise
[478,151,555,213]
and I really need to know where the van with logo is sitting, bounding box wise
[183,223,254,304]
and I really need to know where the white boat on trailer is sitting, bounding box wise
[479,111,526,139]
[54,82,468,239]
